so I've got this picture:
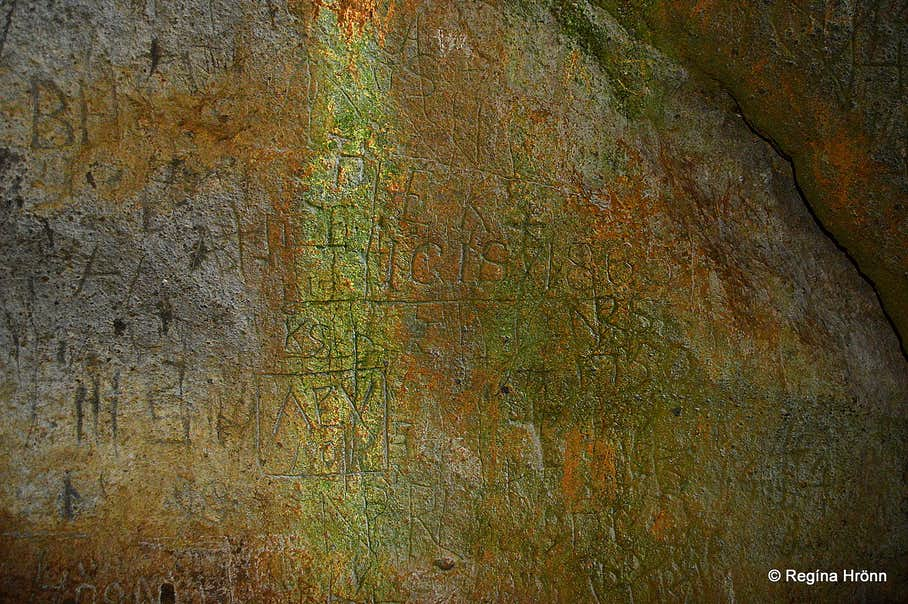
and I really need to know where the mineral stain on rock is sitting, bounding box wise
[0,0,906,602]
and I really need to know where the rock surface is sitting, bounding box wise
[0,1,905,602]
[595,0,908,354]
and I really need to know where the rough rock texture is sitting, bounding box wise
[595,0,908,349]
[0,1,905,602]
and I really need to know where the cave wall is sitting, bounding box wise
[0,1,905,602]
[595,0,908,347]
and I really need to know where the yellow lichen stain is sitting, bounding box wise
[23,43,320,219]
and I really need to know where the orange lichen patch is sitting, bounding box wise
[690,0,717,18]
[334,0,377,38]
[39,50,315,214]
[311,0,397,43]
[808,133,875,222]
[748,56,770,80]
[587,435,618,502]
[566,141,663,242]
[562,429,619,512]
[650,508,673,541]
[527,108,551,125]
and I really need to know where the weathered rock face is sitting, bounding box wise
[595,0,908,347]
[0,1,904,602]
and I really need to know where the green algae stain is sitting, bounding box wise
[286,5,740,598]
[256,3,907,601]
[272,11,413,597]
